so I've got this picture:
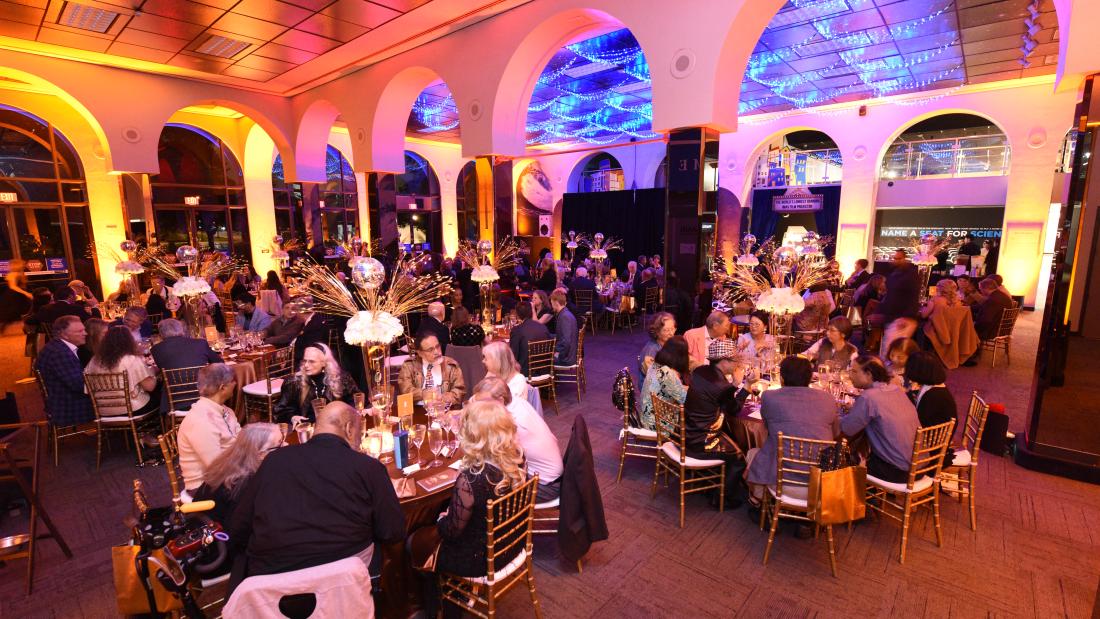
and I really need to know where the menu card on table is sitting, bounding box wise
[397,393,414,417]
[416,468,459,493]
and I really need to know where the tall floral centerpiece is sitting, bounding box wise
[96,240,145,308]
[910,233,947,302]
[457,237,520,329]
[291,252,452,413]
[585,232,622,280]
[712,233,834,356]
[138,244,239,338]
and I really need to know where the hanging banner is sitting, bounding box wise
[772,186,823,213]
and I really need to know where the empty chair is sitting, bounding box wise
[448,344,486,403]
[242,346,294,422]
[981,306,1020,367]
[613,368,657,482]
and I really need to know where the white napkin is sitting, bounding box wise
[402,463,421,476]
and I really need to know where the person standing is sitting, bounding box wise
[877,249,921,358]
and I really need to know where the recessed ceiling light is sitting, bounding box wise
[58,2,120,34]
[195,35,251,59]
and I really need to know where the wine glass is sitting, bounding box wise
[427,425,444,467]
[447,411,463,451]
[409,424,426,464]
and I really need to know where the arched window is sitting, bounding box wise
[273,145,360,250]
[0,105,96,286]
[751,131,842,188]
[575,153,623,192]
[151,124,251,260]
[320,146,359,244]
[271,154,307,246]
[881,114,1009,180]
[455,160,478,242]
[396,151,441,251]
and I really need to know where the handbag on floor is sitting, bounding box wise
[808,440,866,526]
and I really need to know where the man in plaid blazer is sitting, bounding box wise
[35,316,94,427]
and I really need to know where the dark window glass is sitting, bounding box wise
[275,209,292,240]
[154,125,225,186]
[66,206,96,283]
[152,185,227,206]
[14,207,64,265]
[321,192,343,209]
[0,214,13,260]
[0,179,58,203]
[194,210,229,253]
[61,182,86,203]
[230,208,251,261]
[226,189,245,206]
[0,108,55,179]
[154,209,190,254]
[273,190,290,207]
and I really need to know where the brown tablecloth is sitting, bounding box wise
[226,360,257,419]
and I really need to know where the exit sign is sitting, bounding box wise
[184,196,200,205]
[0,192,17,203]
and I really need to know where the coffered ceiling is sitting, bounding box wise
[0,0,522,93]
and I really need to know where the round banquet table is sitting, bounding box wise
[287,406,460,617]
[726,377,863,455]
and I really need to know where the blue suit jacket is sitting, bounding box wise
[35,338,94,426]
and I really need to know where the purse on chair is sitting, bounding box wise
[808,441,866,526]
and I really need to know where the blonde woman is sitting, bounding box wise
[481,340,532,406]
[920,278,960,319]
[273,342,360,424]
[409,399,527,614]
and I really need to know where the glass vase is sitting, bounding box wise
[362,341,392,412]
[768,312,794,357]
[182,295,205,339]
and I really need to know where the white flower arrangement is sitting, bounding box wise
[735,254,759,267]
[755,287,805,315]
[114,260,145,275]
[272,250,290,261]
[470,264,500,283]
[589,248,608,260]
[566,241,578,250]
[345,310,404,346]
[172,276,212,297]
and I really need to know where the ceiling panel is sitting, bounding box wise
[0,0,45,25]
[235,53,299,73]
[213,12,289,40]
[126,12,209,39]
[253,41,319,63]
[113,28,191,53]
[231,0,314,27]
[138,0,224,26]
[107,41,176,64]
[0,20,39,39]
[322,0,402,28]
[273,28,342,54]
[296,12,368,42]
[36,26,112,53]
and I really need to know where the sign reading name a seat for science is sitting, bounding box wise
[772,187,823,213]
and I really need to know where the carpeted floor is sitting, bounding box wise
[0,312,1098,618]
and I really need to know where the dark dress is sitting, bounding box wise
[450,324,486,347]
[914,386,957,467]
[437,464,523,577]
[272,371,361,424]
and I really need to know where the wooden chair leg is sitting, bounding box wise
[968,468,978,531]
[899,495,913,564]
[763,504,780,565]
[678,475,685,528]
[95,424,103,471]
[527,573,543,619]
[932,490,944,547]
[650,458,661,498]
[826,525,838,577]
[718,466,726,514]
[617,438,628,483]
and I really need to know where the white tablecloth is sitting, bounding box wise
[257,289,282,317]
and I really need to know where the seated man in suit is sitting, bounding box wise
[509,301,551,377]
[683,310,731,369]
[396,333,465,406]
[744,356,839,505]
[152,318,223,414]
[116,306,154,341]
[416,301,450,355]
[683,339,751,509]
[569,266,604,315]
[34,316,95,427]
[233,292,272,333]
[964,277,1014,366]
[37,284,92,326]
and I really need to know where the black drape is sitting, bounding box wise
[562,188,665,273]
[750,185,841,255]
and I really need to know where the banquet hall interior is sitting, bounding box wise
[0,0,1099,617]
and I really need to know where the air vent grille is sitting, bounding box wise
[58,2,120,34]
[195,35,251,59]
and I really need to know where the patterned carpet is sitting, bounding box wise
[0,312,1097,618]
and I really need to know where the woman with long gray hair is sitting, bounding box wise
[273,342,361,425]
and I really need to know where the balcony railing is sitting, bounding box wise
[880,135,1011,180]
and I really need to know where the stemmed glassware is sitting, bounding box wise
[409,424,426,464]
[447,410,463,451]
[427,425,444,467]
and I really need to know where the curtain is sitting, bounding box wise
[562,189,665,273]
[749,185,841,256]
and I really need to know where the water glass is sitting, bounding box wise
[409,424,426,464]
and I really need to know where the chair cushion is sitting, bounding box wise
[529,374,552,384]
[466,550,528,585]
[534,498,560,510]
[660,442,724,468]
[867,473,935,494]
[625,426,657,439]
[99,410,157,425]
[951,449,972,467]
[553,364,579,371]
[170,410,189,418]
[242,378,283,397]
[767,485,810,508]
[388,355,409,367]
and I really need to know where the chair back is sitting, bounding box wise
[326,328,343,360]
[961,392,990,461]
[614,367,638,431]
[644,287,660,313]
[997,307,1020,339]
[84,372,135,419]
[905,420,956,487]
[162,365,204,413]
[148,313,163,329]
[775,433,839,501]
[158,429,183,504]
[576,318,586,362]
[574,289,594,315]
[448,344,486,401]
[651,393,686,462]
[485,475,539,580]
[262,346,295,388]
[32,367,50,417]
[527,338,556,380]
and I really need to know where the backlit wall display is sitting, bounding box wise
[872,206,1004,261]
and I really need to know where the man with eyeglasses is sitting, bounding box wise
[396,333,466,406]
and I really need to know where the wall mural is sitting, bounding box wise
[518,162,553,215]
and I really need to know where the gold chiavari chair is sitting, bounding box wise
[439,475,542,619]
[34,367,95,466]
[84,372,160,469]
[616,369,658,482]
[642,286,661,323]
[157,429,185,506]
[326,327,343,362]
[148,313,163,333]
[650,393,725,528]
[163,365,204,430]
[242,346,294,422]
[981,306,1020,367]
[938,392,990,531]
[761,433,846,577]
[552,318,586,401]
[527,338,558,415]
[573,289,596,336]
[865,419,956,564]
[605,294,634,335]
